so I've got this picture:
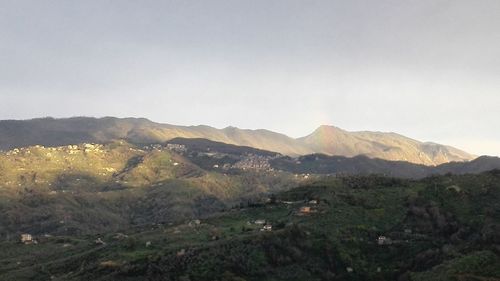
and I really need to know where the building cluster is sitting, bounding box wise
[82,143,104,153]
[231,154,273,171]
[377,236,393,245]
[253,219,273,232]
[294,173,312,179]
[163,143,283,172]
[5,143,105,158]
[67,143,105,154]
[165,143,187,153]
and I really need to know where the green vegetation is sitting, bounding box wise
[1,170,499,280]
[0,139,499,280]
[0,141,300,237]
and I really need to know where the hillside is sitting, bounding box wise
[273,153,500,179]
[0,138,498,239]
[298,125,473,165]
[0,141,301,237]
[0,117,475,165]
[1,171,499,281]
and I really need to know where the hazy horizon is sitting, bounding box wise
[2,1,499,156]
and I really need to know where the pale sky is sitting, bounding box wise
[1,1,499,156]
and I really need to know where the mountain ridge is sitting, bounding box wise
[0,116,475,165]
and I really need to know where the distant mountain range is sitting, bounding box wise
[0,117,475,165]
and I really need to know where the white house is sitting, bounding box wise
[21,234,33,244]
[261,225,272,231]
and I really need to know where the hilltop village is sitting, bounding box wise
[165,143,280,171]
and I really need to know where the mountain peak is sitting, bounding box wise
[315,124,345,132]
[298,124,475,165]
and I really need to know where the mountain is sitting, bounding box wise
[0,117,312,156]
[297,125,474,165]
[0,117,475,165]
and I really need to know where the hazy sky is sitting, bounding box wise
[1,1,499,156]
